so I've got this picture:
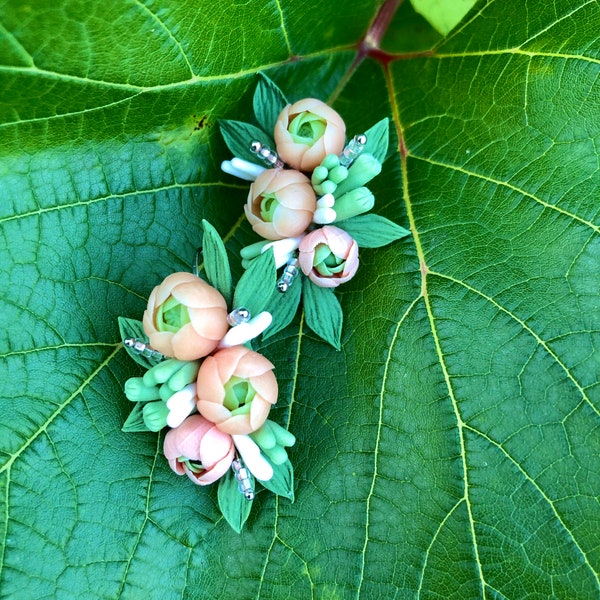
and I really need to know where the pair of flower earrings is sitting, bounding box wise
[119,74,409,531]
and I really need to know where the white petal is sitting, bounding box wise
[221,160,256,181]
[218,312,273,348]
[263,236,304,268]
[317,193,335,208]
[233,434,274,481]
[166,383,197,427]
[313,207,337,224]
[231,157,266,179]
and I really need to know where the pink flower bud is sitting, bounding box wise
[163,415,235,485]
[274,99,346,172]
[143,272,229,361]
[196,346,278,435]
[298,226,359,288]
[245,169,316,240]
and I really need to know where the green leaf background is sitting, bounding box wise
[1,0,599,598]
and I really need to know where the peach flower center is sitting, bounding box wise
[156,295,191,332]
[289,112,327,145]
[223,376,256,415]
[259,193,279,222]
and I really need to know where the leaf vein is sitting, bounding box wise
[131,0,195,77]
[115,433,162,598]
[434,48,600,66]
[273,0,292,56]
[356,295,421,598]
[416,498,465,597]
[464,423,600,589]
[0,181,246,225]
[0,346,121,475]
[412,156,600,234]
[0,21,35,67]
[431,271,599,418]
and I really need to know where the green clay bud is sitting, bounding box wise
[322,180,336,195]
[314,180,336,197]
[124,377,162,402]
[167,360,201,392]
[328,165,348,184]
[312,166,329,185]
[263,444,289,465]
[159,382,175,402]
[240,240,267,260]
[333,153,382,198]
[332,187,375,222]
[267,420,296,447]
[142,401,169,432]
[143,358,187,386]
[250,421,277,450]
[321,154,340,170]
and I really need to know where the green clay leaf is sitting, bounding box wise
[257,457,295,502]
[302,279,343,350]
[361,117,390,163]
[262,273,303,339]
[117,317,162,369]
[121,402,153,433]
[253,72,289,134]
[233,248,277,317]
[337,213,411,248]
[218,119,275,164]
[201,219,233,306]
[217,467,254,533]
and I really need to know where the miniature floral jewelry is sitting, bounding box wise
[117,74,409,532]
[219,73,410,348]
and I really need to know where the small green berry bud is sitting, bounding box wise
[240,240,268,260]
[167,360,201,392]
[143,358,187,386]
[263,444,289,465]
[328,165,348,184]
[250,421,277,450]
[312,165,329,185]
[333,153,382,197]
[142,401,169,432]
[159,382,175,402]
[124,377,162,402]
[321,154,340,170]
[332,187,375,221]
[267,420,296,447]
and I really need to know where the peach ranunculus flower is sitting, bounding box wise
[274,99,346,172]
[245,169,316,240]
[196,346,278,435]
[143,272,229,361]
[163,414,235,485]
[298,225,359,288]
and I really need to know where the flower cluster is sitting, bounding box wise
[219,74,409,348]
[118,75,409,531]
[223,97,370,289]
[119,224,296,531]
